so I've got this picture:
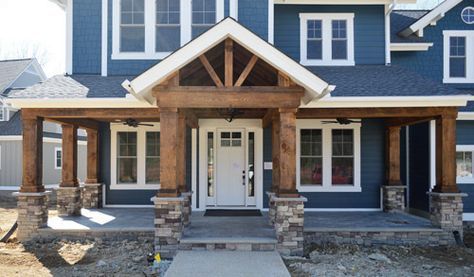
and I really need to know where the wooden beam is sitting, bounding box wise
[85,129,99,184]
[22,108,161,119]
[182,109,199,128]
[60,124,79,187]
[277,108,298,197]
[199,54,224,87]
[297,107,458,119]
[20,117,44,193]
[234,55,258,87]
[272,112,281,193]
[278,71,291,87]
[434,114,459,193]
[46,118,100,130]
[385,126,402,186]
[225,38,233,87]
[157,88,304,109]
[385,117,435,127]
[158,108,180,197]
[262,109,275,128]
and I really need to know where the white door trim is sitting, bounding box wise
[198,119,263,211]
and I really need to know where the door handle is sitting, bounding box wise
[242,170,246,186]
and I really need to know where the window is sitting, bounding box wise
[248,132,255,197]
[0,108,4,121]
[54,147,62,169]
[297,120,361,192]
[120,0,145,52]
[113,0,223,60]
[443,31,474,83]
[220,132,241,147]
[192,0,216,38]
[117,132,138,183]
[146,132,160,184]
[300,13,355,66]
[156,0,180,52]
[207,132,215,197]
[457,145,474,184]
[462,7,474,24]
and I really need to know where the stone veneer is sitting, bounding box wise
[14,192,50,241]
[382,185,406,212]
[181,192,193,227]
[272,195,307,256]
[57,187,82,216]
[82,183,102,209]
[428,192,467,236]
[153,196,185,258]
[267,192,276,226]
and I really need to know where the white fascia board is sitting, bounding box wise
[400,0,463,37]
[302,95,470,108]
[274,0,415,4]
[390,43,434,52]
[5,97,154,109]
[458,112,474,120]
[126,18,331,103]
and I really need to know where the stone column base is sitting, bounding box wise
[57,187,82,216]
[428,192,467,236]
[267,191,276,226]
[382,185,406,212]
[82,183,102,209]
[181,191,193,227]
[153,196,185,258]
[14,191,50,241]
[273,196,307,256]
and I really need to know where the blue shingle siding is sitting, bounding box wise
[391,0,474,90]
[408,122,431,212]
[457,120,474,213]
[274,5,386,65]
[238,0,268,40]
[73,0,102,74]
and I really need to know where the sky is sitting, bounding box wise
[0,0,443,78]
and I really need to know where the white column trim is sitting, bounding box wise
[429,120,436,190]
[101,0,108,76]
[191,128,197,210]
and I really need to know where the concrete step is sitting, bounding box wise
[178,237,278,251]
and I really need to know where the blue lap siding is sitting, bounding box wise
[274,5,386,65]
[457,120,474,213]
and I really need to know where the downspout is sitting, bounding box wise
[385,0,396,65]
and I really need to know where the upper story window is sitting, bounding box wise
[113,0,223,60]
[461,7,474,24]
[443,31,474,83]
[300,13,355,66]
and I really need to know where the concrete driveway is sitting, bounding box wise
[165,251,290,277]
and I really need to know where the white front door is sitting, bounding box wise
[216,129,246,206]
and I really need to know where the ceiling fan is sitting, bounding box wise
[120,118,154,128]
[322,118,361,125]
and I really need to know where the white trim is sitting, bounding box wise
[461,7,474,24]
[405,126,410,207]
[54,147,62,170]
[6,96,155,109]
[110,123,161,190]
[66,0,73,74]
[0,136,87,145]
[390,43,434,52]
[268,0,274,44]
[101,0,108,76]
[443,31,474,84]
[400,0,463,37]
[191,128,197,210]
[430,120,436,190]
[299,13,355,66]
[216,0,224,21]
[126,18,332,104]
[456,145,474,184]
[274,0,415,4]
[464,213,474,221]
[229,0,238,19]
[296,119,361,193]
[458,112,474,120]
[384,2,394,65]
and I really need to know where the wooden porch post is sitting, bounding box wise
[85,129,99,184]
[177,111,187,193]
[272,112,280,193]
[20,117,44,193]
[158,108,180,197]
[277,108,298,197]
[61,124,79,187]
[434,114,458,193]
[385,126,402,186]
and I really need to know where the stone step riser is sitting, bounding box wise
[178,242,276,251]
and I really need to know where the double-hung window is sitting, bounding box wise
[54,147,62,170]
[120,0,145,52]
[297,120,361,192]
[300,13,355,66]
[156,0,180,52]
[457,145,474,184]
[192,0,217,38]
[443,31,474,83]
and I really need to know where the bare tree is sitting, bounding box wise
[0,40,50,68]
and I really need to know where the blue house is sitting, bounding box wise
[6,0,473,256]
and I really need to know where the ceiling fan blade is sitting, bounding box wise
[138,123,154,127]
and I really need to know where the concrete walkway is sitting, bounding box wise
[165,251,290,277]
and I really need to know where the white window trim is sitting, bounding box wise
[456,145,474,184]
[0,145,2,170]
[110,123,161,190]
[299,13,355,66]
[54,147,62,170]
[461,7,474,25]
[443,30,474,84]
[296,119,361,192]
[112,0,224,60]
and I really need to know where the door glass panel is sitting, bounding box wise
[207,132,215,197]
[248,132,255,197]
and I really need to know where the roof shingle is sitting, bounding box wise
[0,59,33,94]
